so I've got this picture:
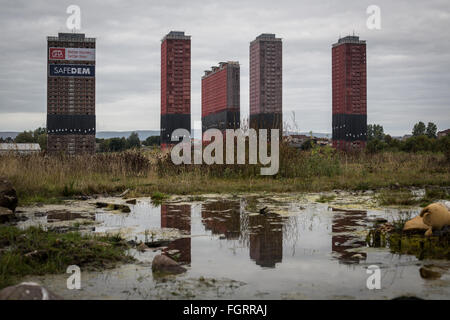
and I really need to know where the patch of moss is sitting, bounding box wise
[388,233,450,260]
[151,192,169,205]
[0,226,133,289]
[367,228,450,260]
[187,195,205,202]
[316,194,336,203]
[419,187,450,207]
[377,189,420,206]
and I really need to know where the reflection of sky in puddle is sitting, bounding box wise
[84,199,450,299]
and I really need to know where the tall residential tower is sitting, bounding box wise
[332,35,367,151]
[160,31,191,147]
[249,34,282,133]
[47,33,96,154]
[202,61,240,137]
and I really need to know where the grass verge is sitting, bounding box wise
[0,226,133,289]
[0,149,448,205]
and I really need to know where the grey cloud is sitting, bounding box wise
[0,0,449,135]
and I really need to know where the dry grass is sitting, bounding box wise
[0,147,448,205]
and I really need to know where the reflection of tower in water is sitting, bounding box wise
[161,204,191,264]
[201,201,241,240]
[201,200,284,268]
[331,208,367,264]
[249,214,283,268]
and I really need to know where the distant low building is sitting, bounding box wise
[285,134,331,149]
[438,129,450,139]
[401,134,412,141]
[285,134,309,148]
[315,137,332,146]
[0,143,41,155]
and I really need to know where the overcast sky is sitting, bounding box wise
[0,0,449,136]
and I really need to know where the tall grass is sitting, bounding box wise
[0,146,448,204]
[0,151,149,203]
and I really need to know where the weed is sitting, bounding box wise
[316,194,336,203]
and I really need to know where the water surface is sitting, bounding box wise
[22,195,450,299]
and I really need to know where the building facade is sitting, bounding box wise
[249,34,282,133]
[160,31,191,148]
[332,35,367,151]
[47,33,96,154]
[201,61,240,138]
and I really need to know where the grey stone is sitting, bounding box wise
[0,206,14,223]
[0,178,18,212]
[0,282,62,300]
[152,254,186,275]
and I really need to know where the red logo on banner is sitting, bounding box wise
[49,48,65,59]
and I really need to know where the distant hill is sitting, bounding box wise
[96,130,160,140]
[1,130,331,141]
[0,132,19,139]
[288,132,330,138]
[98,130,332,139]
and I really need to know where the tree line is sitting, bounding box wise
[96,132,160,152]
[0,128,48,150]
[366,122,449,158]
[0,129,160,152]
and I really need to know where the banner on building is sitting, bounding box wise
[49,47,96,61]
[49,64,95,77]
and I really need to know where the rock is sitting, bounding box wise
[96,202,131,213]
[420,203,450,235]
[125,199,137,205]
[145,240,171,248]
[0,178,18,212]
[0,206,14,223]
[377,222,394,234]
[0,282,62,300]
[137,242,149,252]
[403,215,430,232]
[107,204,131,213]
[152,254,186,275]
[95,202,108,208]
[419,267,442,280]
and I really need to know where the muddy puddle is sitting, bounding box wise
[15,192,450,299]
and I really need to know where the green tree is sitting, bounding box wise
[412,121,426,136]
[33,127,46,137]
[301,139,315,151]
[402,135,436,152]
[367,124,384,141]
[127,132,141,149]
[426,122,437,139]
[143,135,160,146]
[98,139,110,152]
[15,131,35,143]
[436,135,450,162]
[37,134,47,151]
[109,137,127,152]
[366,139,387,153]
